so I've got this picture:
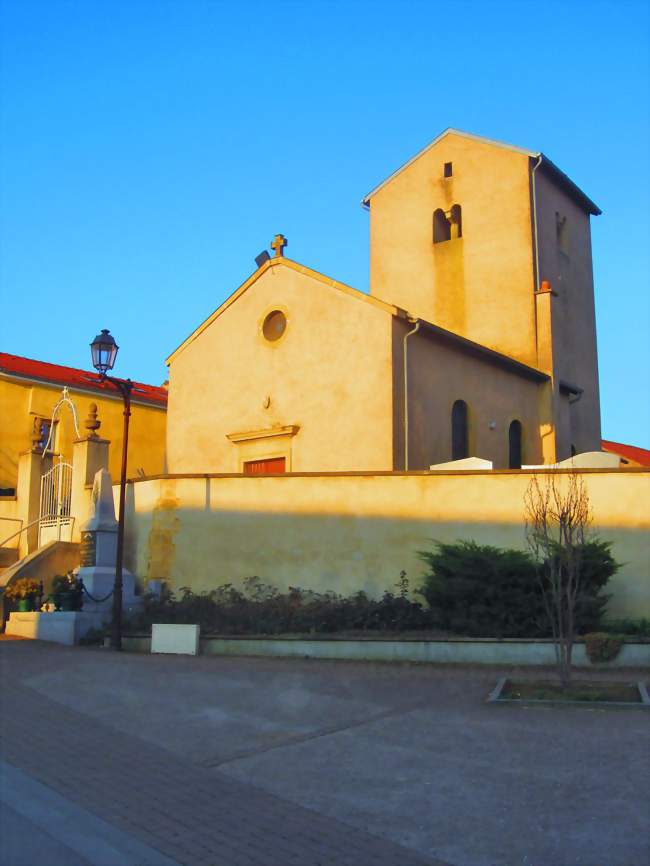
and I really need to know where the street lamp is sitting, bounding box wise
[90,329,132,651]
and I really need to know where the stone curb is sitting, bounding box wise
[486,677,650,710]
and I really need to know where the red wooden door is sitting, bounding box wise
[243,457,286,474]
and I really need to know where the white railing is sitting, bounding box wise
[0,517,23,549]
[0,514,76,551]
[39,462,73,546]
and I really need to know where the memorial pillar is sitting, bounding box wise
[76,468,141,619]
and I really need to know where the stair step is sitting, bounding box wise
[0,548,19,569]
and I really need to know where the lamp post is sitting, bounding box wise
[90,329,133,651]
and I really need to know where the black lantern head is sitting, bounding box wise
[90,329,119,375]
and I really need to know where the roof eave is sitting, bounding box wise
[539,154,601,216]
[361,127,536,206]
[361,128,601,217]
[414,319,550,383]
[0,369,167,408]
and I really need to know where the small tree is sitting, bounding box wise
[525,471,592,686]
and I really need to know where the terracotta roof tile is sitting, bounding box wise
[602,439,650,467]
[0,352,167,407]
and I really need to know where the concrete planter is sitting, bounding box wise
[487,676,650,710]
[5,611,106,646]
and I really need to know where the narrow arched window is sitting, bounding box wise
[433,209,451,244]
[508,420,523,469]
[451,400,469,460]
[449,204,462,239]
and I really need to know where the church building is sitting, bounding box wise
[165,129,603,473]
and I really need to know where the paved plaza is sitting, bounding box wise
[0,640,648,866]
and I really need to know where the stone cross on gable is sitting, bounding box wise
[271,233,287,257]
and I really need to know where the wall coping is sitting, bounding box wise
[118,634,650,668]
[122,632,650,646]
[126,467,650,483]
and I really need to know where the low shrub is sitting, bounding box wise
[123,540,619,640]
[584,632,625,663]
[126,573,433,636]
[600,618,650,638]
[417,539,618,638]
[417,541,542,638]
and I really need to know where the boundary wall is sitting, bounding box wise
[119,634,650,668]
[120,468,650,620]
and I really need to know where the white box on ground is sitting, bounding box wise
[151,624,200,655]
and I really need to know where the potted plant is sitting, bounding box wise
[5,578,41,611]
[50,572,83,612]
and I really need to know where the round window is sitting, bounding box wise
[262,310,287,342]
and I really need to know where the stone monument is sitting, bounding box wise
[76,468,141,618]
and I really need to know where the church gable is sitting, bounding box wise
[166,257,399,365]
[166,258,397,474]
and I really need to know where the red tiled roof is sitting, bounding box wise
[0,352,168,407]
[602,439,650,467]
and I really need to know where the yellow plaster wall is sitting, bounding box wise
[369,133,538,367]
[0,497,19,547]
[0,376,166,489]
[124,470,650,621]
[167,262,395,473]
[0,378,26,490]
[395,321,546,469]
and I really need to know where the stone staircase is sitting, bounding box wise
[0,548,19,577]
[0,541,80,631]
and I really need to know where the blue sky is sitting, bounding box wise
[1,0,648,446]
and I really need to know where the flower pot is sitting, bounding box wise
[17,598,35,612]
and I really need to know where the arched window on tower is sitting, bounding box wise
[433,205,462,243]
[508,420,523,469]
[433,209,451,244]
[451,400,469,460]
[449,204,462,239]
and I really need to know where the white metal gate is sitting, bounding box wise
[39,461,73,546]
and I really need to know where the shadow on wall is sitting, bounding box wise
[126,504,650,622]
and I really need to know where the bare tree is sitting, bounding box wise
[524,471,592,686]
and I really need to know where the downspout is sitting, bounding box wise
[531,154,556,464]
[531,154,543,361]
[403,319,420,470]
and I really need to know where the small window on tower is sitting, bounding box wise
[444,162,453,178]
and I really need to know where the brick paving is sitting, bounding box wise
[0,665,446,866]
